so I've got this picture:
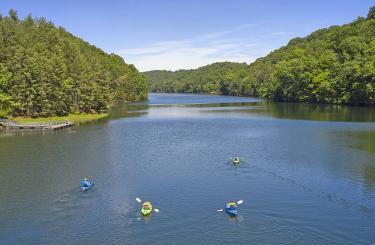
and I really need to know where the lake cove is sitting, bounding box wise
[0,93,375,244]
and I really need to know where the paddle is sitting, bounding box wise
[136,197,160,213]
[217,200,244,212]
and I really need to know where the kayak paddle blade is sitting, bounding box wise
[154,208,160,213]
[217,209,224,212]
[237,200,244,205]
[136,198,142,203]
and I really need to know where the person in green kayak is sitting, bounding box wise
[232,156,240,164]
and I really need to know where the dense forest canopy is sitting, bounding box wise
[144,6,375,106]
[145,62,249,95]
[0,10,147,118]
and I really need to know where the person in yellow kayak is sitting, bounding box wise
[136,198,160,215]
[141,201,153,216]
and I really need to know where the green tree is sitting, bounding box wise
[367,6,375,20]
[0,10,148,117]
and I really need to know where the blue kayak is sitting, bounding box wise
[80,180,94,192]
[225,202,238,216]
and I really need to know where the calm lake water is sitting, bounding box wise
[1,93,375,244]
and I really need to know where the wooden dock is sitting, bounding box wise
[0,119,74,131]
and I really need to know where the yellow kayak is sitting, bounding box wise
[141,201,153,216]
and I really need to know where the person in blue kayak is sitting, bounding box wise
[80,178,94,192]
[81,178,90,187]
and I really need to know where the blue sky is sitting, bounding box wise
[1,0,374,71]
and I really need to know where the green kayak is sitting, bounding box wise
[141,201,153,216]
[232,157,240,164]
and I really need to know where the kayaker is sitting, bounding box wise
[232,157,240,164]
[82,178,90,187]
[143,203,150,210]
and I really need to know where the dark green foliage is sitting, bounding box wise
[146,6,375,106]
[0,10,147,118]
[144,62,249,96]
[368,6,375,20]
[246,6,375,105]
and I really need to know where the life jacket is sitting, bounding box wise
[143,202,152,210]
[227,202,237,208]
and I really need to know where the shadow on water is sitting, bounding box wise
[204,102,375,122]
[334,130,375,191]
[266,103,375,122]
[363,165,375,193]
[343,131,375,153]
[108,103,149,120]
[112,98,375,123]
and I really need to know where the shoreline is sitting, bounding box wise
[11,113,108,125]
[148,92,375,108]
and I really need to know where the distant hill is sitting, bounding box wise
[0,10,147,118]
[145,6,375,106]
[144,62,249,95]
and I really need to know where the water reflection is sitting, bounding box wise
[266,103,375,122]
[348,131,375,153]
[0,128,70,138]
[363,164,375,190]
[109,103,149,120]
[1,93,375,244]
[118,97,375,123]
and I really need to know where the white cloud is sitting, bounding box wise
[118,24,278,71]
[260,31,289,38]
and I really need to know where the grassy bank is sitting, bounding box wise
[12,113,108,124]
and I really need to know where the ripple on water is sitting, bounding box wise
[45,187,98,222]
[198,211,284,244]
[232,159,375,215]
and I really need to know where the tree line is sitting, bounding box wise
[145,62,249,95]
[144,6,375,106]
[0,10,147,118]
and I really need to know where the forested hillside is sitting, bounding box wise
[145,6,375,106]
[0,10,147,118]
[145,62,249,95]
[246,6,375,105]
